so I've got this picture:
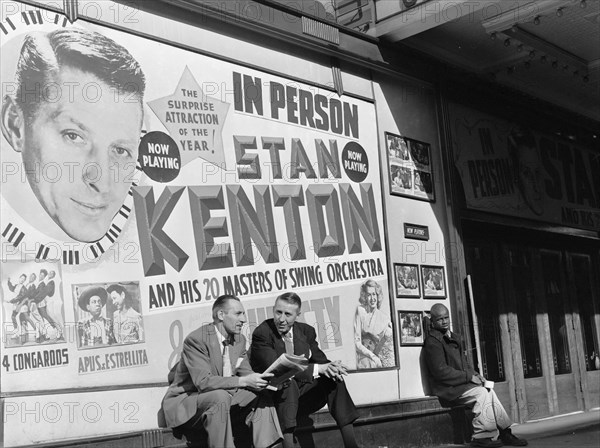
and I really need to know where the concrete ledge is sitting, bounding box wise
[16,402,599,447]
[15,397,457,447]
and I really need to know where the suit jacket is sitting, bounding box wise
[423,328,477,403]
[32,281,47,304]
[250,319,329,384]
[9,282,33,305]
[7,280,27,304]
[46,280,55,298]
[162,323,253,428]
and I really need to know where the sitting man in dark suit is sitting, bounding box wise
[161,294,282,448]
[423,303,527,448]
[250,292,360,448]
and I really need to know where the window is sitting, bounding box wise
[510,248,543,378]
[467,244,505,382]
[571,255,600,371]
[541,251,571,374]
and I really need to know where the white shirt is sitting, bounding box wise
[214,324,230,347]
[281,327,294,344]
[214,324,233,376]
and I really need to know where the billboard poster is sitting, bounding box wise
[0,3,392,396]
[449,102,600,231]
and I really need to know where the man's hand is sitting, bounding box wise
[239,372,274,389]
[318,360,349,381]
[470,374,484,385]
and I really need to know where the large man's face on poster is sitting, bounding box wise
[2,66,142,243]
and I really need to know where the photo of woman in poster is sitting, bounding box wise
[422,266,447,298]
[391,165,412,190]
[72,281,144,349]
[106,282,144,344]
[1,27,146,244]
[394,263,420,297]
[399,311,424,346]
[414,170,433,194]
[354,279,394,369]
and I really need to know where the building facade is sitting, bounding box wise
[1,1,598,447]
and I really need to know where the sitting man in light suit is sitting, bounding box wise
[161,294,282,448]
[250,292,360,448]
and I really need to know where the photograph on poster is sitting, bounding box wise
[0,28,144,250]
[414,170,433,195]
[0,10,391,399]
[73,282,143,349]
[409,140,431,167]
[421,265,447,298]
[391,164,412,190]
[385,132,435,201]
[399,311,424,346]
[354,279,395,369]
[394,263,420,298]
[1,260,65,347]
[387,133,410,160]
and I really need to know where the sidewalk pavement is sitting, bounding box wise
[436,408,600,447]
[511,408,600,440]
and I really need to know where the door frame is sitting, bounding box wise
[565,252,600,411]
[465,238,596,422]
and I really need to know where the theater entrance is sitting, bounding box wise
[464,227,600,423]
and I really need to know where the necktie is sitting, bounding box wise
[283,332,294,355]
[222,340,232,377]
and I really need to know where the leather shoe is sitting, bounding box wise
[500,428,528,446]
[471,438,503,447]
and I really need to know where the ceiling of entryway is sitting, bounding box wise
[372,0,600,123]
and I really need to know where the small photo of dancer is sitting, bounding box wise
[1,260,65,347]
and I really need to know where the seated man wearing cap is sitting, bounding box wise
[423,303,527,448]
[77,286,116,347]
[161,294,282,448]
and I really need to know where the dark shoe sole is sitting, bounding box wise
[471,439,504,447]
